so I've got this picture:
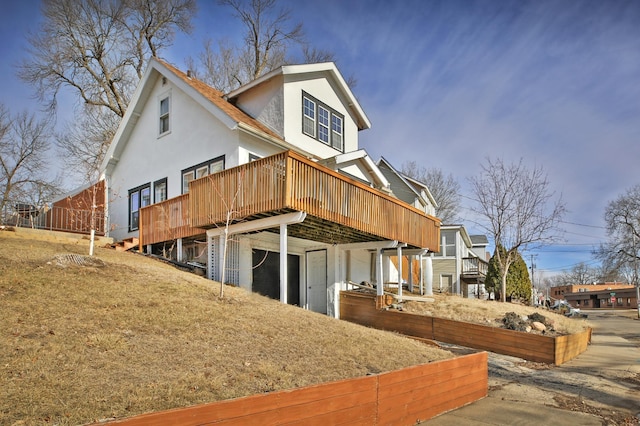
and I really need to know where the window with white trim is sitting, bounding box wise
[129,183,151,231]
[318,105,330,143]
[159,95,170,135]
[302,91,345,151]
[181,156,225,194]
[435,231,456,257]
[154,178,167,203]
[303,96,316,137]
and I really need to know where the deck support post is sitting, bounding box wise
[408,255,414,293]
[176,238,183,262]
[397,245,403,301]
[280,223,288,305]
[424,256,433,296]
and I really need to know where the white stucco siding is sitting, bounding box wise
[107,76,242,241]
[282,74,360,159]
[233,75,285,138]
[237,132,286,163]
[347,249,373,284]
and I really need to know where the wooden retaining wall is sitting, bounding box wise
[340,291,592,365]
[101,352,487,426]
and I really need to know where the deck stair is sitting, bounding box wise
[112,237,139,252]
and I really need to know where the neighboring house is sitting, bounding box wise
[377,157,438,293]
[430,224,489,298]
[96,58,440,317]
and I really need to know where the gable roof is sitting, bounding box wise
[402,174,438,209]
[441,224,473,248]
[469,234,489,246]
[377,157,438,209]
[318,149,390,192]
[101,58,299,175]
[226,62,371,130]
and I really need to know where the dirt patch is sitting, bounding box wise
[554,394,639,425]
[51,253,106,268]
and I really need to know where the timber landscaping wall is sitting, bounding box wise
[102,352,487,426]
[340,291,592,365]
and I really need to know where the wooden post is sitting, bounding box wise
[280,223,288,304]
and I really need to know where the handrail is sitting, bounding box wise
[462,256,489,276]
[142,151,441,248]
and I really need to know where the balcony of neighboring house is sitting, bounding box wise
[461,256,489,284]
[1,195,106,237]
[139,150,440,250]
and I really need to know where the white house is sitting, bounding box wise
[98,58,441,316]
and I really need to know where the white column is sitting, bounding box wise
[419,254,424,295]
[376,249,384,297]
[407,255,414,293]
[176,238,183,262]
[280,223,288,304]
[424,256,433,296]
[397,245,403,300]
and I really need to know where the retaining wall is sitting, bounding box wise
[340,291,591,365]
[101,352,487,425]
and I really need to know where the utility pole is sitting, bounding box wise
[633,231,639,319]
[529,254,537,306]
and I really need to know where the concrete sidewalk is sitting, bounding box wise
[424,396,602,425]
[422,310,640,425]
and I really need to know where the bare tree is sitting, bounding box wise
[0,105,60,217]
[401,161,461,224]
[19,0,196,118]
[555,262,599,286]
[56,106,120,182]
[468,158,565,302]
[596,184,640,316]
[189,0,303,92]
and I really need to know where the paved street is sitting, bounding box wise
[423,310,640,425]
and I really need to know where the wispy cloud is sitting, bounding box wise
[300,0,640,271]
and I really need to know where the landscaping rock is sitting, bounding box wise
[532,321,547,332]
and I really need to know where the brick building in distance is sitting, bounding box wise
[550,283,638,310]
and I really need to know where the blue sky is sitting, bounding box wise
[2,0,640,280]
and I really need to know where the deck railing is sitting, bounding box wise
[142,151,440,248]
[139,194,205,247]
[1,202,105,236]
[462,256,489,277]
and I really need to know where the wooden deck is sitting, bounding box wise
[141,151,440,248]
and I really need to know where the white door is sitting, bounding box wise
[306,249,327,314]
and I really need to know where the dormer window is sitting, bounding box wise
[331,114,343,151]
[303,96,316,136]
[302,91,344,152]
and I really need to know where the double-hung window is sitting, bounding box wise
[154,178,167,203]
[303,97,316,137]
[129,183,151,231]
[302,91,345,151]
[435,231,456,257]
[181,156,225,194]
[331,114,343,151]
[159,95,170,135]
[318,106,330,143]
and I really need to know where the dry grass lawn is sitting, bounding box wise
[0,231,455,425]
